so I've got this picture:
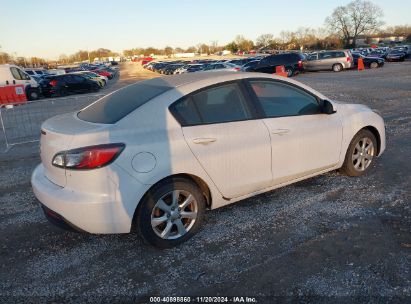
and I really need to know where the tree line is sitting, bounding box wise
[1,0,411,66]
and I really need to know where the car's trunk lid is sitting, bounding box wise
[40,112,109,187]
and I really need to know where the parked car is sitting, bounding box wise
[174,64,204,74]
[202,62,241,72]
[305,50,353,72]
[92,68,114,79]
[246,53,306,76]
[351,53,384,69]
[0,64,41,100]
[72,71,107,87]
[24,69,46,76]
[163,64,185,75]
[39,74,100,97]
[32,72,386,248]
[392,45,410,57]
[367,50,387,59]
[241,60,261,71]
[141,57,154,65]
[386,50,406,62]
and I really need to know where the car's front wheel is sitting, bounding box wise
[341,129,377,177]
[136,177,206,248]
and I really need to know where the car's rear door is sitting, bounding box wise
[246,79,342,185]
[170,81,272,199]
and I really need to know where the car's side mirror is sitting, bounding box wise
[321,100,336,114]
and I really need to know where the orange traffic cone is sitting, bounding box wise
[358,58,365,71]
[275,65,288,77]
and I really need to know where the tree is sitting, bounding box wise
[256,34,274,48]
[164,46,174,56]
[185,46,197,53]
[325,0,384,47]
[234,35,254,52]
[0,52,11,64]
[225,42,238,53]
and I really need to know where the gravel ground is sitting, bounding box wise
[0,62,410,303]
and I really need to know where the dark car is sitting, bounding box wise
[246,53,306,76]
[367,50,387,59]
[241,60,261,71]
[386,50,406,62]
[152,62,171,73]
[352,53,384,69]
[39,74,100,97]
[163,64,185,75]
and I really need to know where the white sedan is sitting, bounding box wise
[31,72,386,248]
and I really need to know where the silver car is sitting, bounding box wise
[305,50,353,72]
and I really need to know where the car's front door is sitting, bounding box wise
[246,79,343,185]
[171,82,272,198]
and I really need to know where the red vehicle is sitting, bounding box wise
[92,69,113,79]
[141,57,154,65]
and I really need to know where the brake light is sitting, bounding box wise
[298,60,303,68]
[347,57,351,62]
[234,67,241,71]
[49,80,58,86]
[52,143,125,169]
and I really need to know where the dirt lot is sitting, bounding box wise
[0,61,410,303]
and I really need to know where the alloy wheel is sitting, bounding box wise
[151,190,198,240]
[352,137,375,172]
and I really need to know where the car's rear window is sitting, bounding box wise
[78,82,172,124]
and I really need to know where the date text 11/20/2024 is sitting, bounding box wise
[149,297,258,303]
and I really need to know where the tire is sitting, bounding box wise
[92,84,100,92]
[26,88,40,101]
[135,177,206,248]
[370,62,379,69]
[340,129,377,177]
[285,67,294,77]
[332,64,343,72]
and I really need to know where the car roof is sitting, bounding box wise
[113,71,327,99]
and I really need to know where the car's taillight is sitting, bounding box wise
[234,67,241,71]
[298,60,303,68]
[49,80,58,86]
[52,143,125,170]
[346,57,351,62]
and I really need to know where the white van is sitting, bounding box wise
[0,64,41,100]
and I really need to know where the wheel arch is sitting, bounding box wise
[131,173,212,229]
[363,125,382,155]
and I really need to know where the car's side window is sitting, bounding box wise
[319,52,332,59]
[170,83,252,126]
[191,83,251,124]
[171,96,202,126]
[10,67,22,80]
[17,69,30,80]
[249,80,321,118]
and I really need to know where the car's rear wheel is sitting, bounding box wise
[341,129,377,177]
[136,178,206,248]
[332,63,343,72]
[285,67,294,77]
[370,62,379,69]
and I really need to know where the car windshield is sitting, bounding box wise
[78,81,173,124]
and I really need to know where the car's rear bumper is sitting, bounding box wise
[31,164,132,234]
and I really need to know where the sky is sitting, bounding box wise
[0,0,410,59]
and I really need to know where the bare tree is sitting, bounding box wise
[256,34,274,48]
[325,0,383,47]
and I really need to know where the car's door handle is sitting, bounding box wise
[271,129,290,136]
[192,138,217,145]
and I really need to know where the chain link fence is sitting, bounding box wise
[0,94,104,151]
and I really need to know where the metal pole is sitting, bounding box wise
[0,107,10,151]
